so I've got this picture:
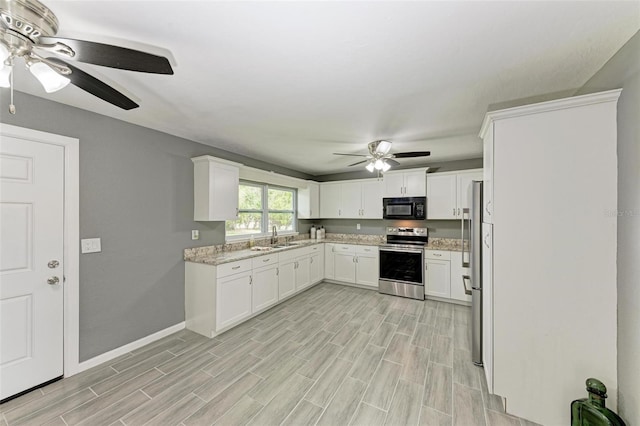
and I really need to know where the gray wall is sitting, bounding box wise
[576,30,639,424]
[0,91,311,361]
[301,219,463,239]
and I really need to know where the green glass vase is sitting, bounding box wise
[571,378,626,426]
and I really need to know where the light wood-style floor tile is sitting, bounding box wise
[423,362,453,415]
[350,402,387,426]
[281,400,324,426]
[316,377,367,426]
[0,283,533,426]
[362,360,403,411]
[384,379,423,426]
[453,383,486,426]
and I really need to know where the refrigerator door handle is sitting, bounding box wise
[462,274,472,295]
[461,208,470,267]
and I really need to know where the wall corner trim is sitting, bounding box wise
[72,322,186,375]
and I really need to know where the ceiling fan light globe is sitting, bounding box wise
[0,66,11,88]
[374,159,384,170]
[376,140,392,154]
[366,162,375,172]
[0,43,9,63]
[381,161,391,172]
[29,62,70,93]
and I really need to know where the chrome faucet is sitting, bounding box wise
[271,226,278,245]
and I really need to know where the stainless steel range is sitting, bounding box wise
[378,227,428,300]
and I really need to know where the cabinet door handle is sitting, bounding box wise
[462,275,472,295]
[453,208,456,216]
[485,200,492,216]
[339,209,341,216]
[353,256,356,263]
[276,267,279,276]
[355,256,359,263]
[263,258,270,262]
[457,208,461,216]
[232,265,241,270]
[249,275,253,285]
[433,253,442,257]
[484,233,490,248]
[310,257,314,264]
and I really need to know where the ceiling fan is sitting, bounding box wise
[334,140,431,172]
[0,0,174,114]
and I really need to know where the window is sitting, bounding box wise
[226,182,296,238]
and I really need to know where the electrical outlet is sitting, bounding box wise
[81,238,101,254]
[356,223,361,230]
[191,230,200,240]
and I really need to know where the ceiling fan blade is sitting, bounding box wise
[385,159,401,166]
[393,151,431,158]
[38,36,174,74]
[333,153,368,157]
[46,57,139,110]
[348,160,369,167]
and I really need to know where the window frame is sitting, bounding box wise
[226,180,297,241]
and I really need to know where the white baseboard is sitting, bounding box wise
[72,322,185,375]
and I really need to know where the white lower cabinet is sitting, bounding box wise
[186,245,325,338]
[425,259,451,298]
[295,256,311,290]
[251,264,279,313]
[216,271,253,330]
[424,249,472,304]
[450,251,472,303]
[309,245,324,285]
[324,243,335,280]
[355,246,378,288]
[334,245,357,283]
[278,259,297,299]
[330,244,378,288]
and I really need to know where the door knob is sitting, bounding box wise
[47,276,60,285]
[48,260,59,268]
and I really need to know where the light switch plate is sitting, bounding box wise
[191,230,200,240]
[356,223,361,230]
[81,238,101,254]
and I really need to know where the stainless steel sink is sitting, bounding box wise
[272,242,302,249]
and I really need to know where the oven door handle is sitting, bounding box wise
[379,246,424,254]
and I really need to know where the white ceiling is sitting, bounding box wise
[10,1,640,176]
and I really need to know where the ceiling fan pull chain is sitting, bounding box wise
[8,58,15,114]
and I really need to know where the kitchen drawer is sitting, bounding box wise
[334,244,356,254]
[217,258,252,278]
[308,244,322,253]
[278,246,309,261]
[252,253,279,269]
[356,245,377,255]
[424,249,451,260]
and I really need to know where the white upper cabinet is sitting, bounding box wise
[298,181,320,219]
[457,170,483,216]
[360,180,383,218]
[340,181,362,218]
[426,169,482,219]
[426,174,457,219]
[319,183,341,218]
[383,169,427,197]
[319,179,383,219]
[192,156,241,221]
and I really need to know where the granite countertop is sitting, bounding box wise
[184,233,466,266]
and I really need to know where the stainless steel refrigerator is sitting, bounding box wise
[466,180,483,366]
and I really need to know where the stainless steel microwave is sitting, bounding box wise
[382,197,426,220]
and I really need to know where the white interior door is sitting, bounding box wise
[1,136,64,400]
